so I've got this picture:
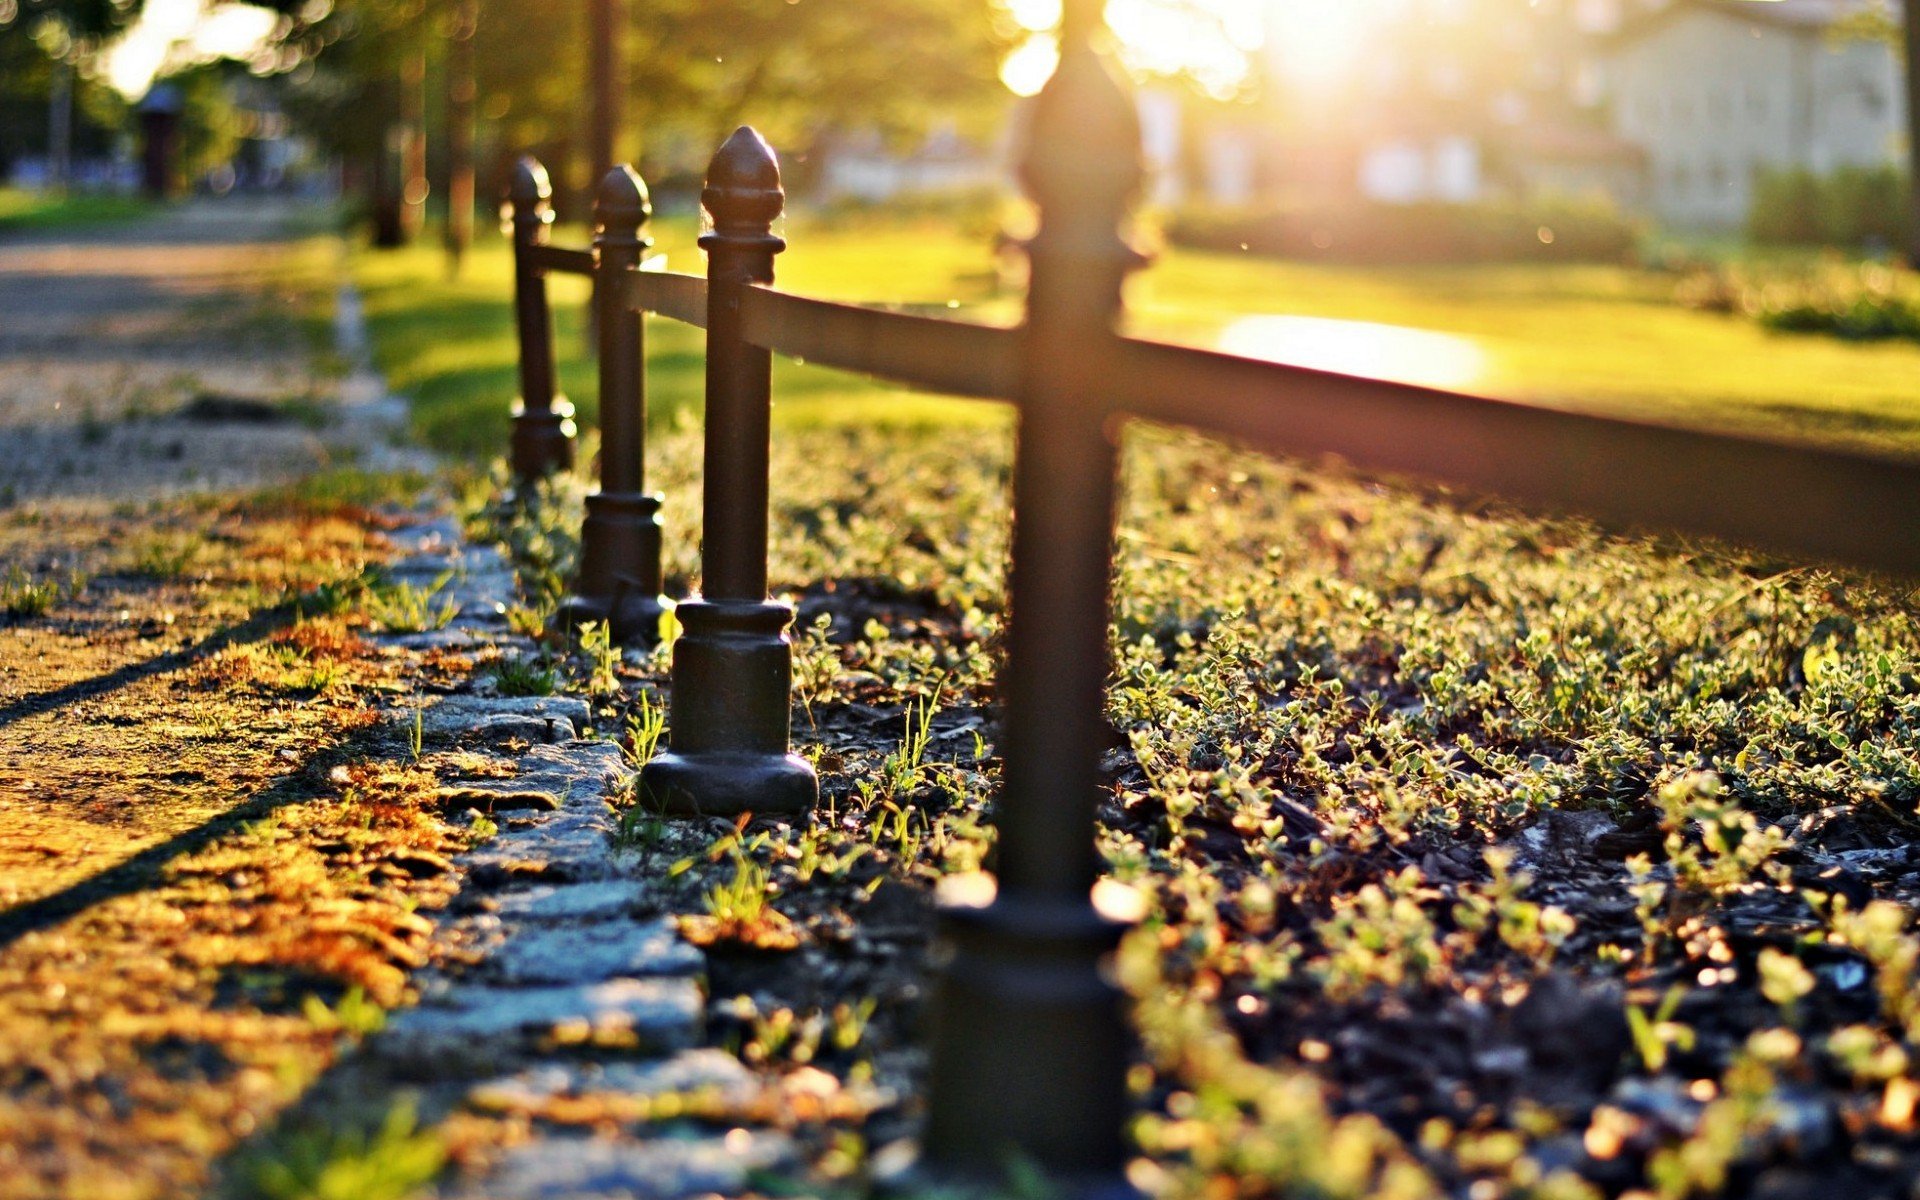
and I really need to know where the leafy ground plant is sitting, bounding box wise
[514,415,1920,1200]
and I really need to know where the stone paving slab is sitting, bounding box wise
[485,919,703,986]
[346,493,822,1199]
[469,1050,761,1113]
[489,882,642,923]
[466,1130,797,1200]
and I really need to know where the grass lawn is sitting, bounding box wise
[353,213,1920,461]
[0,187,153,235]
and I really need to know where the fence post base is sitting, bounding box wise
[638,598,816,816]
[510,400,575,485]
[921,894,1138,1197]
[559,490,667,642]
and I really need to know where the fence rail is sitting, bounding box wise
[502,1,1920,1193]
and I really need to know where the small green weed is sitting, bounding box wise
[126,532,204,579]
[489,655,558,697]
[365,572,460,633]
[301,987,387,1038]
[232,1097,445,1200]
[1,565,64,618]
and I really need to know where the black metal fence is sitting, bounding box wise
[503,4,1920,1191]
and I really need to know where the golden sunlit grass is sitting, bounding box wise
[0,475,462,1200]
[360,212,1920,462]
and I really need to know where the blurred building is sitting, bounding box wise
[1604,0,1902,227]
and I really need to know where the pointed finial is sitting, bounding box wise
[702,127,785,240]
[595,163,652,238]
[1062,0,1103,41]
[510,155,552,211]
[1018,7,1144,259]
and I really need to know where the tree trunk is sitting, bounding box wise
[444,0,478,276]
[48,50,72,192]
[399,35,429,245]
[1905,0,1920,265]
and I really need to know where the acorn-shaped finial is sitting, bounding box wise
[595,164,652,237]
[510,155,552,211]
[1017,18,1143,237]
[1061,0,1103,40]
[701,127,785,240]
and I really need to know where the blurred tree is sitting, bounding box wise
[0,1,130,186]
[282,0,1013,227]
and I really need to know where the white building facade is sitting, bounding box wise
[1606,0,1903,227]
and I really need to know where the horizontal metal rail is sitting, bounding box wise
[739,286,1020,401]
[1106,338,1920,578]
[625,271,1920,578]
[626,269,710,329]
[526,244,595,276]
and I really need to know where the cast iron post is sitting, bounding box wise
[922,2,1147,1193]
[561,165,667,641]
[508,157,577,485]
[638,128,817,817]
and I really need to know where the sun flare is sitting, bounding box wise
[1001,0,1387,99]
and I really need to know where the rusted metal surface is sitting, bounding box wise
[507,156,574,484]
[637,128,817,819]
[559,165,668,642]
[739,286,1018,401]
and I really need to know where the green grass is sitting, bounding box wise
[354,213,1920,460]
[0,187,152,235]
[350,215,1008,459]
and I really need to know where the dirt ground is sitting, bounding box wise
[0,202,455,1200]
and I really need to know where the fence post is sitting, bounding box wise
[561,165,666,641]
[638,127,817,817]
[508,157,576,486]
[922,4,1146,1192]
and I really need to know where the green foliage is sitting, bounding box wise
[1748,166,1909,250]
[1626,987,1696,1074]
[364,571,459,633]
[301,986,388,1038]
[232,1097,446,1200]
[487,655,557,697]
[0,564,78,618]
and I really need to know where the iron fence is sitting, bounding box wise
[503,3,1920,1192]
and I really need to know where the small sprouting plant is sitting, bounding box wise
[1314,867,1444,1002]
[1829,899,1920,1039]
[579,620,620,696]
[302,986,388,1038]
[679,848,799,951]
[1660,772,1790,898]
[856,685,945,809]
[408,707,424,761]
[126,532,203,579]
[1451,847,1577,966]
[489,655,557,697]
[705,851,771,927]
[467,812,499,844]
[365,571,460,633]
[624,689,666,767]
[233,1096,446,1200]
[1,565,62,619]
[1625,985,1695,1073]
[1756,946,1816,1025]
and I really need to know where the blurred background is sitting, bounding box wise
[3,0,1912,259]
[8,0,1920,460]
